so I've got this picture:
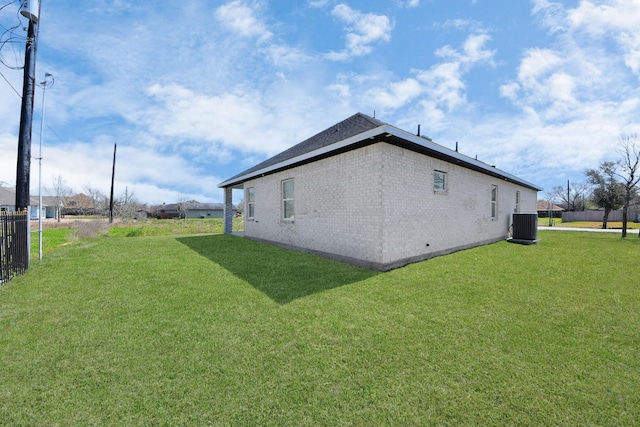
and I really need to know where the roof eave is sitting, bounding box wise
[219,124,542,192]
[218,125,392,188]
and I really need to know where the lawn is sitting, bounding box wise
[3,225,639,425]
[539,217,640,229]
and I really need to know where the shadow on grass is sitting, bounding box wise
[176,235,379,304]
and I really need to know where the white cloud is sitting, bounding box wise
[340,30,495,121]
[308,0,331,8]
[141,84,272,155]
[402,0,420,8]
[138,81,333,161]
[567,0,640,75]
[416,62,466,111]
[531,0,568,34]
[484,0,640,188]
[215,1,273,43]
[325,4,393,61]
[502,1,640,121]
[366,78,423,109]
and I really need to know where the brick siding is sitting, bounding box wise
[243,142,537,270]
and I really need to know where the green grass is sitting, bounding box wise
[3,230,640,425]
[108,218,244,237]
[540,217,640,229]
[30,218,243,257]
[30,227,72,256]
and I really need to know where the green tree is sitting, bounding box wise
[585,162,625,229]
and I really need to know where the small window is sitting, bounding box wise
[246,187,255,219]
[282,179,294,220]
[491,185,498,220]
[434,171,447,192]
[515,191,520,214]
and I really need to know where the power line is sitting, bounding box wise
[0,0,26,70]
[0,67,20,97]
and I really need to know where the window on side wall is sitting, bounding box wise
[491,185,498,220]
[515,191,520,214]
[246,187,255,219]
[434,171,447,193]
[282,179,294,220]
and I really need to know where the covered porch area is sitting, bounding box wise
[222,185,244,235]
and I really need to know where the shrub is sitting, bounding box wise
[70,220,111,239]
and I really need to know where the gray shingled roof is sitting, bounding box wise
[0,186,40,206]
[223,112,384,184]
[219,112,542,191]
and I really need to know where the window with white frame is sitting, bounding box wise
[282,179,294,220]
[434,171,447,192]
[246,187,255,219]
[515,191,520,214]
[491,185,498,220]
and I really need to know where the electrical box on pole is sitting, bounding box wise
[20,0,40,23]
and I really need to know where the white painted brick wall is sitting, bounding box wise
[380,144,536,264]
[243,142,538,268]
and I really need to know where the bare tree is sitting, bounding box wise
[542,190,558,226]
[177,199,198,221]
[115,187,142,219]
[585,162,626,229]
[84,184,107,215]
[615,134,640,237]
[50,175,71,222]
[552,181,589,212]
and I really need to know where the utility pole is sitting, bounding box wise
[37,72,53,260]
[15,1,41,211]
[109,143,117,223]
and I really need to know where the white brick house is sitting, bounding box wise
[219,113,541,270]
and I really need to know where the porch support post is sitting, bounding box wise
[223,187,233,234]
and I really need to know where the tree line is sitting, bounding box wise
[48,175,148,220]
[543,134,640,237]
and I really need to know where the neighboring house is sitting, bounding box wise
[41,196,60,219]
[219,113,542,271]
[185,203,231,219]
[154,202,235,219]
[0,186,16,213]
[0,186,43,219]
[537,200,564,218]
[156,203,181,219]
[134,210,149,220]
[64,193,98,215]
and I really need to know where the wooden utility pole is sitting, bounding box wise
[109,143,117,223]
[15,10,40,211]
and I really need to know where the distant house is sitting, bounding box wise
[41,196,60,219]
[185,203,231,218]
[63,193,98,215]
[219,113,542,271]
[156,203,181,219]
[0,186,43,219]
[0,187,16,213]
[537,200,564,218]
[155,202,236,219]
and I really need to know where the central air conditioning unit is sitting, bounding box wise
[509,213,538,245]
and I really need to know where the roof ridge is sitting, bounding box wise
[222,112,386,184]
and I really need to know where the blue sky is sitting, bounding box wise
[1,0,639,205]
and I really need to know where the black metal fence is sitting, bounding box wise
[1,210,29,284]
